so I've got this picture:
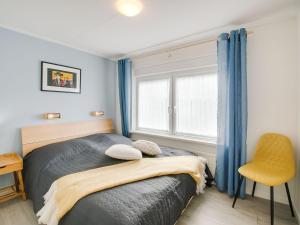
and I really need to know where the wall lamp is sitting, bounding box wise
[44,113,61,120]
[91,111,104,117]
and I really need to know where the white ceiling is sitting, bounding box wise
[0,0,298,59]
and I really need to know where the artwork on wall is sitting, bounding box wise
[41,61,81,93]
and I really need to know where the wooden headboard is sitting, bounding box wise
[21,119,113,156]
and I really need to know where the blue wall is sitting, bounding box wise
[0,27,116,186]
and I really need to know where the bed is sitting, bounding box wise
[21,119,208,225]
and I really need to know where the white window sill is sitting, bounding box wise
[130,130,217,147]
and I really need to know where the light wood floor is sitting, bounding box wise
[0,187,298,225]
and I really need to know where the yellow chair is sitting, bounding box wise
[232,133,296,225]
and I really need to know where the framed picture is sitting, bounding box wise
[41,61,81,94]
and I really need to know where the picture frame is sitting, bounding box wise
[41,61,81,94]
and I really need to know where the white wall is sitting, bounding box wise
[247,18,298,204]
[295,9,300,222]
[118,16,299,206]
[0,27,117,187]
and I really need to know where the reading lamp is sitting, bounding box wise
[44,113,61,120]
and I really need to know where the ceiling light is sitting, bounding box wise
[115,0,143,17]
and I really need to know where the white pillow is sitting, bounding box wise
[132,140,161,156]
[105,144,142,160]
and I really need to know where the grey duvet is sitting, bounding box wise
[23,133,199,225]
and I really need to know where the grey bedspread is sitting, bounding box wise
[23,133,199,225]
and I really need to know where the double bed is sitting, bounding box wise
[21,119,209,225]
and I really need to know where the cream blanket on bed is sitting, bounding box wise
[37,155,207,225]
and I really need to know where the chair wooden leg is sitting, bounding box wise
[252,181,256,197]
[232,176,244,208]
[285,183,295,217]
[270,186,274,225]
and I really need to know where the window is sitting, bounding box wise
[137,78,170,132]
[175,74,217,137]
[132,40,217,142]
[135,70,217,140]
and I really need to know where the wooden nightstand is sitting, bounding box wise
[0,153,26,203]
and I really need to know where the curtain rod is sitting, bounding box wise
[126,30,253,60]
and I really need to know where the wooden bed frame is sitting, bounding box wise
[21,119,113,157]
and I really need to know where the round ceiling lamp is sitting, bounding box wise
[115,0,143,17]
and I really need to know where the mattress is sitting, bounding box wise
[23,133,202,225]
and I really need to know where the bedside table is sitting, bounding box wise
[0,153,26,203]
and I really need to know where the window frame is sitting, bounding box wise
[133,66,217,142]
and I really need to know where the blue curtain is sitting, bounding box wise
[118,58,132,137]
[215,28,247,198]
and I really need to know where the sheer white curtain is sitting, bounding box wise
[175,73,217,137]
[137,78,170,131]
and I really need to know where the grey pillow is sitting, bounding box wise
[105,144,142,160]
[132,140,161,156]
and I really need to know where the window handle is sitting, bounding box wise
[168,106,172,114]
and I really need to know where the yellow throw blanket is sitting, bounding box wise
[37,156,206,225]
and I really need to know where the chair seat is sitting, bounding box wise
[238,162,294,186]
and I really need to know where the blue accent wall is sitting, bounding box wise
[0,27,116,186]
